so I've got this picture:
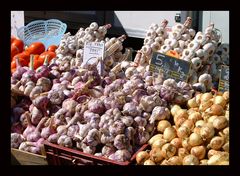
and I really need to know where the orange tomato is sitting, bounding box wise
[11,36,16,43]
[11,57,28,72]
[11,38,24,53]
[39,51,56,62]
[26,42,45,55]
[32,56,45,70]
[47,45,58,52]
[11,45,20,59]
[12,52,30,64]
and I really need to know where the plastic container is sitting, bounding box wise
[17,19,67,48]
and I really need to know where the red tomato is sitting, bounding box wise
[26,42,45,55]
[39,51,56,62]
[12,52,30,64]
[11,39,24,53]
[47,45,58,52]
[11,36,16,43]
[11,45,20,59]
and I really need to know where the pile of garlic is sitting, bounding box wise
[134,17,229,93]
[136,91,229,165]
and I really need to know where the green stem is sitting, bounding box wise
[29,55,34,70]
[15,56,21,68]
[43,55,49,66]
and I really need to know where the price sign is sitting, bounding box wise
[83,41,105,75]
[150,52,191,82]
[218,65,229,92]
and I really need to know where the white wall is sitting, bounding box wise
[113,11,181,38]
[11,11,25,37]
[202,11,229,43]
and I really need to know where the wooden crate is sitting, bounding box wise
[11,148,48,165]
[44,141,149,165]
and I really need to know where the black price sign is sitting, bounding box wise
[150,52,191,82]
[218,65,229,92]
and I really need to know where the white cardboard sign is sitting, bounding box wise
[83,41,105,75]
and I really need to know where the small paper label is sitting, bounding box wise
[218,65,229,92]
[83,41,105,75]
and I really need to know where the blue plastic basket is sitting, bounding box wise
[17,19,67,49]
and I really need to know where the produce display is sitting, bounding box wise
[136,91,229,165]
[11,17,229,165]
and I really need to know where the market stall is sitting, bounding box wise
[11,12,229,165]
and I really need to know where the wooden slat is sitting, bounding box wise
[11,148,48,165]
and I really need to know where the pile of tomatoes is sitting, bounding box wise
[11,37,58,73]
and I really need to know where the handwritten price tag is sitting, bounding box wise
[83,41,105,75]
[150,52,191,82]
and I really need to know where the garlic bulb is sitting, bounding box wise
[149,106,170,124]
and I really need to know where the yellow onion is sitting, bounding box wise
[209,104,224,116]
[225,110,229,120]
[187,108,199,115]
[200,159,208,165]
[187,97,198,108]
[207,149,221,159]
[152,138,168,149]
[214,96,227,108]
[170,138,182,149]
[200,92,213,103]
[208,136,225,150]
[182,154,199,165]
[175,117,187,128]
[143,159,156,165]
[182,119,195,131]
[157,120,171,133]
[195,120,206,127]
[174,109,188,122]
[136,151,150,164]
[200,123,215,140]
[188,112,202,123]
[222,91,229,102]
[149,147,164,163]
[207,152,229,165]
[212,116,228,130]
[199,100,213,112]
[161,143,177,159]
[189,133,203,147]
[170,105,181,117]
[178,147,190,159]
[195,93,202,105]
[208,115,218,124]
[177,126,191,139]
[163,127,177,142]
[182,138,192,151]
[160,159,169,165]
[193,126,202,135]
[190,146,206,160]
[167,156,182,165]
[148,134,163,146]
[222,142,229,152]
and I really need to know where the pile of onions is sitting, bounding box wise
[136,91,229,165]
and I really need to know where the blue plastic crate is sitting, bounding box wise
[17,19,67,49]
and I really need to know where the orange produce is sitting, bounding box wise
[11,57,28,73]
[38,51,56,62]
[11,38,24,53]
[166,50,180,59]
[12,51,30,63]
[11,45,20,59]
[26,42,45,55]
[47,45,58,52]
